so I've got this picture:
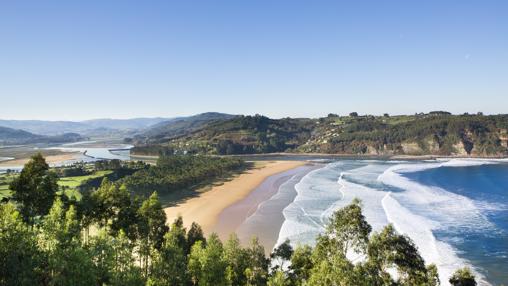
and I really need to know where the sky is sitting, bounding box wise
[0,1,507,120]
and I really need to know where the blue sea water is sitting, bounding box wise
[274,159,508,286]
[404,164,508,284]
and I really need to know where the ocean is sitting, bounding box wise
[273,159,508,285]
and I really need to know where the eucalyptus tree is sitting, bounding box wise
[187,221,206,254]
[149,228,189,286]
[40,198,96,286]
[245,237,269,286]
[137,192,169,277]
[10,153,59,223]
[188,233,228,286]
[0,203,43,285]
[449,267,477,286]
[270,239,293,271]
[288,245,313,285]
[223,233,250,286]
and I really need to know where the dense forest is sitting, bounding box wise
[132,113,508,157]
[121,155,247,197]
[0,154,478,285]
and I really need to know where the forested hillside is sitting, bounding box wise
[132,113,508,157]
[132,112,237,144]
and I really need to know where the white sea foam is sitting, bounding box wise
[275,159,497,285]
[276,164,343,247]
[378,162,496,231]
[276,162,392,246]
[378,160,494,285]
[382,193,470,285]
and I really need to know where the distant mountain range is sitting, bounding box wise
[0,113,235,145]
[131,113,508,157]
[0,126,83,145]
[0,117,171,136]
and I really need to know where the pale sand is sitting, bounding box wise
[164,160,306,233]
[0,152,81,167]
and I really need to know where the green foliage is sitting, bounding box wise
[367,224,429,284]
[244,237,270,285]
[449,267,477,286]
[122,155,246,196]
[142,113,508,156]
[223,233,250,286]
[40,197,97,285]
[288,245,313,285]
[55,162,90,177]
[0,203,43,285]
[137,192,169,276]
[137,192,168,250]
[187,221,206,254]
[131,145,175,156]
[0,173,16,200]
[188,234,228,286]
[308,200,443,286]
[267,270,290,286]
[10,153,59,223]
[149,229,188,285]
[90,179,132,229]
[324,198,372,255]
[152,115,315,155]
[270,239,293,271]
[86,230,143,285]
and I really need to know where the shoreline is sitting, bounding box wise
[218,164,322,252]
[163,160,306,234]
[228,152,508,160]
[131,151,508,162]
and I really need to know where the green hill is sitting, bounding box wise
[133,113,508,157]
[132,112,237,143]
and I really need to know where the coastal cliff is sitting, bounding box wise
[131,113,508,157]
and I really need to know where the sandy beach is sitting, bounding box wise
[164,160,306,234]
[0,152,81,168]
[216,164,321,251]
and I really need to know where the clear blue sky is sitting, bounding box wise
[1,1,507,120]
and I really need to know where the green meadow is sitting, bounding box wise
[0,170,113,201]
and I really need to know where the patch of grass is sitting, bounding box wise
[58,170,112,188]
[57,170,113,201]
[383,115,417,125]
[0,168,113,201]
[0,173,16,200]
[61,188,82,201]
[0,185,11,200]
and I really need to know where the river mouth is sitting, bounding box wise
[0,140,133,172]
